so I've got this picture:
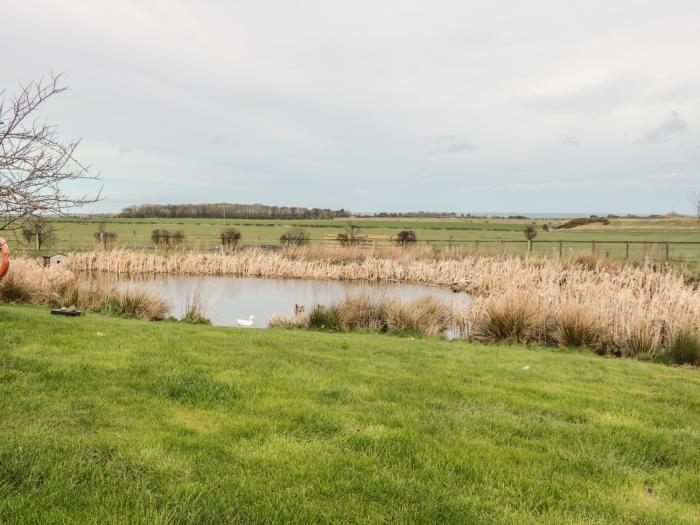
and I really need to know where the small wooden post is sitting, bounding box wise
[527,239,532,252]
[625,241,629,260]
[665,241,670,261]
[475,240,480,252]
[592,240,596,254]
[558,240,563,258]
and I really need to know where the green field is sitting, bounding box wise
[9,214,700,262]
[1,305,700,523]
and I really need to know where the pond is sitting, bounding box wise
[106,275,470,328]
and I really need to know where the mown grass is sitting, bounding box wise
[1,305,700,523]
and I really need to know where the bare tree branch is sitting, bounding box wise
[0,74,102,231]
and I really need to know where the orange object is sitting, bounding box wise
[0,237,9,279]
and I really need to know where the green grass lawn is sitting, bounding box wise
[1,305,699,523]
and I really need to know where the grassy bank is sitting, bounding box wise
[1,305,699,523]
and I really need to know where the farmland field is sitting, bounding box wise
[1,304,699,523]
[14,214,700,263]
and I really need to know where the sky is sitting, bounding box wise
[3,0,700,215]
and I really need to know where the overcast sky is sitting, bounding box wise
[4,0,700,214]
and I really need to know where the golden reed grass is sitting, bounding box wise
[9,247,700,360]
[270,294,452,337]
[0,258,168,320]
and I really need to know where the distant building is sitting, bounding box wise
[43,253,69,267]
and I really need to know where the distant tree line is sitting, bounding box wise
[372,212,460,218]
[120,203,351,220]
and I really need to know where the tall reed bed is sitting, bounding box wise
[0,258,168,321]
[53,247,700,363]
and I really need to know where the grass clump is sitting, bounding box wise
[385,296,451,336]
[101,289,169,321]
[471,294,541,344]
[181,283,210,324]
[0,273,34,303]
[664,328,700,366]
[307,304,344,332]
[551,304,606,352]
[278,295,452,337]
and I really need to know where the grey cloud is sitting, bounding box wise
[638,111,688,144]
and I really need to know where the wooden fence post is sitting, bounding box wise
[625,241,629,260]
[559,241,563,258]
[665,241,670,261]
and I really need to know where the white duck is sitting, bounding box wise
[236,315,255,327]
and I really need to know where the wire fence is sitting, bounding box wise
[70,238,699,264]
[16,229,700,264]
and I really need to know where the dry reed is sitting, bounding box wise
[0,258,168,320]
[270,294,452,337]
[11,248,700,360]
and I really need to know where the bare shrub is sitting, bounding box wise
[220,228,242,252]
[21,218,56,250]
[523,224,538,241]
[396,230,417,246]
[337,221,366,246]
[95,221,118,250]
[280,227,309,246]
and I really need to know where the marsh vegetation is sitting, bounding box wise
[3,246,699,364]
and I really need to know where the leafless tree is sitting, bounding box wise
[0,74,101,232]
[337,221,366,246]
[21,217,56,250]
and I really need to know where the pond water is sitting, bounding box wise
[106,275,470,328]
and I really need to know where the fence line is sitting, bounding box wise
[39,238,698,263]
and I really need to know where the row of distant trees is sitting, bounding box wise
[18,218,554,252]
[119,203,350,220]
